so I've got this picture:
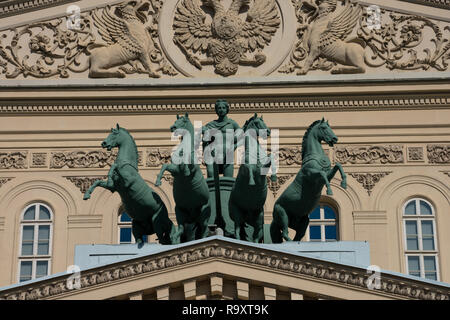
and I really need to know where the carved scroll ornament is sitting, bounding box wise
[335,145,404,164]
[50,150,117,169]
[427,145,450,164]
[279,0,450,75]
[0,0,177,79]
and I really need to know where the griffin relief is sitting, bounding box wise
[89,0,161,78]
[172,0,281,76]
[294,0,366,75]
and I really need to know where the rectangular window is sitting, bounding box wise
[38,225,50,255]
[309,225,321,241]
[423,256,437,280]
[120,227,132,243]
[21,226,35,256]
[407,256,421,278]
[36,261,49,279]
[405,221,419,250]
[19,261,33,282]
[421,221,435,251]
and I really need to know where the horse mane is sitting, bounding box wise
[243,115,257,132]
[301,120,322,159]
[118,127,139,166]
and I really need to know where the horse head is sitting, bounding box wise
[171,113,193,134]
[243,113,271,137]
[317,118,338,147]
[102,124,124,151]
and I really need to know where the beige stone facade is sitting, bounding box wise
[0,0,449,299]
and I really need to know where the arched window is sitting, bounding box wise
[305,204,338,242]
[403,198,439,281]
[18,203,53,283]
[118,211,147,244]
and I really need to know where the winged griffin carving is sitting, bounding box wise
[89,0,161,78]
[173,0,281,76]
[290,0,366,75]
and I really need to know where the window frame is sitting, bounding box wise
[305,204,339,242]
[17,203,53,283]
[402,198,440,281]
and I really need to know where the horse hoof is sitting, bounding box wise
[341,181,347,189]
[83,194,90,200]
[155,181,162,187]
[327,189,333,196]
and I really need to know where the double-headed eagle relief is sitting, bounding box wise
[172,0,281,76]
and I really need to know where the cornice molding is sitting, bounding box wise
[0,0,77,18]
[399,0,450,10]
[0,239,448,300]
[0,95,449,115]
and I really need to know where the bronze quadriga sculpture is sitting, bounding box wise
[83,124,178,246]
[155,114,211,243]
[270,118,347,243]
[228,114,277,243]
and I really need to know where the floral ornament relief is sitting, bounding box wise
[279,0,450,75]
[0,0,177,79]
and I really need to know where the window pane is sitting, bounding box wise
[325,225,337,240]
[120,212,132,222]
[120,227,132,243]
[39,206,51,220]
[421,221,435,250]
[405,221,418,250]
[408,256,420,277]
[323,206,336,219]
[20,261,33,282]
[404,201,416,215]
[309,207,320,220]
[309,225,321,240]
[23,206,35,220]
[21,226,35,256]
[419,201,432,215]
[36,261,48,278]
[38,225,50,255]
[424,256,437,280]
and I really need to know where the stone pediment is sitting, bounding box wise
[0,0,449,83]
[0,237,449,300]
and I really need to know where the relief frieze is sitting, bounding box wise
[334,145,404,164]
[0,151,28,169]
[0,0,448,80]
[427,144,450,164]
[50,150,117,169]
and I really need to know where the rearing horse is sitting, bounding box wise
[83,124,178,245]
[155,113,211,242]
[270,118,347,243]
[229,113,277,242]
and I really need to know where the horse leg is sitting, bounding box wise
[153,205,176,245]
[327,163,347,189]
[229,202,242,240]
[271,203,292,242]
[83,172,115,199]
[309,169,333,195]
[293,215,310,241]
[247,164,256,186]
[132,220,147,248]
[155,164,178,186]
[198,202,211,239]
[174,205,186,243]
[252,210,264,243]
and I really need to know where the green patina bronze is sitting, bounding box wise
[229,114,277,243]
[83,124,178,246]
[155,113,211,243]
[270,118,347,243]
[202,99,241,178]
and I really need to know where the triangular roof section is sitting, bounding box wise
[0,236,449,300]
[0,0,449,85]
